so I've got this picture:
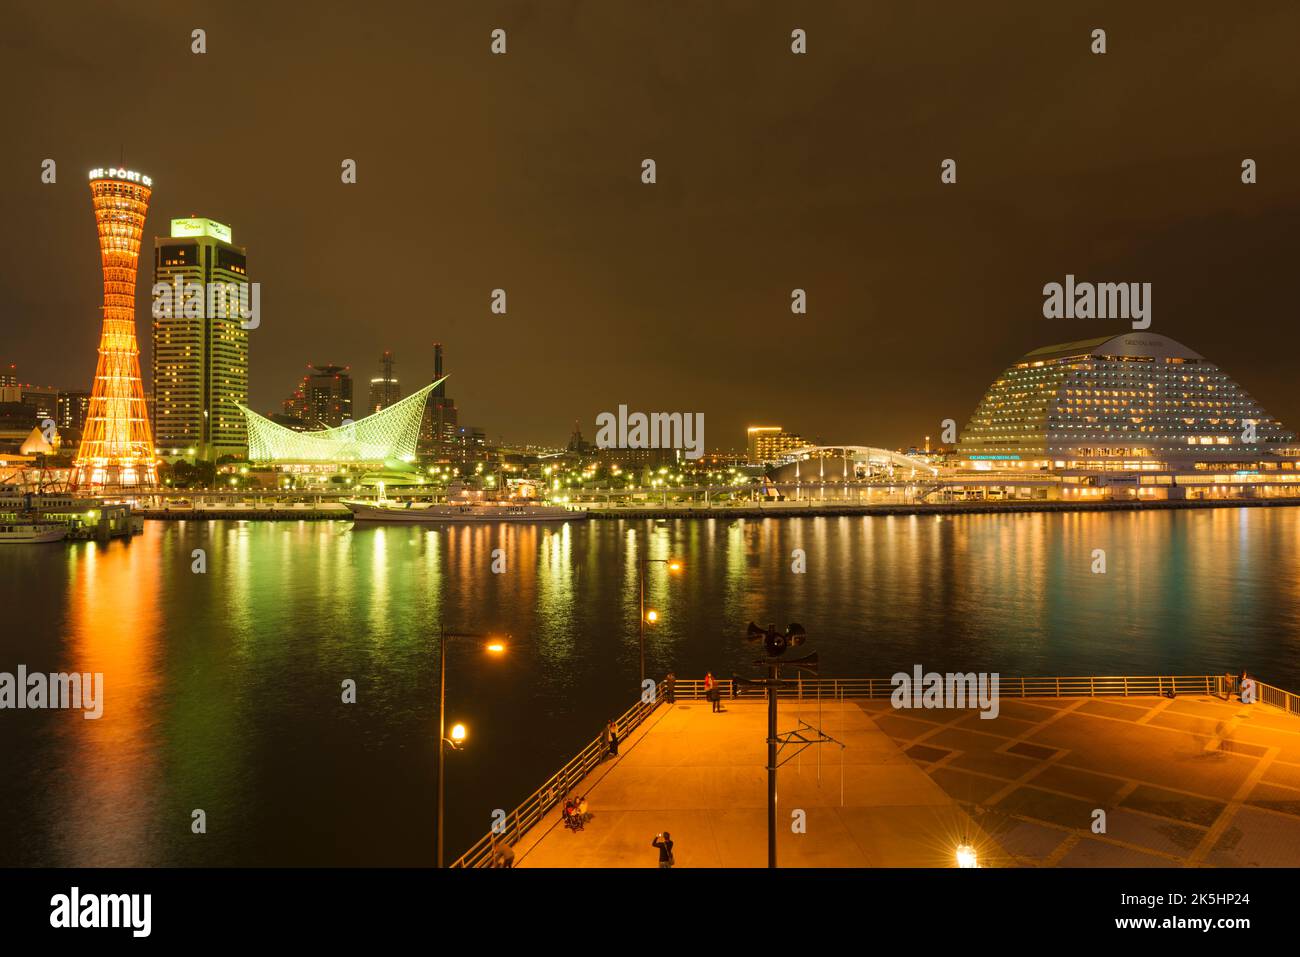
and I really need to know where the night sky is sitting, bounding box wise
[3,1,1298,449]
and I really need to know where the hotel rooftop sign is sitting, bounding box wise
[170,218,233,243]
[88,167,152,187]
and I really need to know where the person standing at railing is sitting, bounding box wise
[665,671,676,704]
[1241,673,1256,705]
[705,671,719,712]
[605,719,620,757]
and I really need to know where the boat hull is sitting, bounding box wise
[0,525,70,544]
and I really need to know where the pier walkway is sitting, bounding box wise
[459,677,1300,868]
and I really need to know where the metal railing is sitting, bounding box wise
[452,684,664,869]
[1240,676,1300,717]
[664,675,1226,700]
[450,672,1299,867]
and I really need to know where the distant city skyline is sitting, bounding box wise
[4,5,1299,451]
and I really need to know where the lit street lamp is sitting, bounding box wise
[638,556,682,685]
[437,628,507,868]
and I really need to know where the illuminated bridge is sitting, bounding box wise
[239,378,442,464]
[768,445,940,483]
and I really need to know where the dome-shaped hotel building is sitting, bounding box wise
[956,333,1300,484]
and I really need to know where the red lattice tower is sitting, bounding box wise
[72,168,158,490]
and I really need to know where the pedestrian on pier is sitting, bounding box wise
[652,831,674,869]
[606,719,620,757]
[1240,673,1257,705]
[491,841,515,868]
[665,671,676,704]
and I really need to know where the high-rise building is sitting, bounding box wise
[420,342,458,456]
[72,166,158,489]
[152,217,250,461]
[747,426,805,464]
[58,390,91,444]
[285,364,353,429]
[367,351,402,413]
[0,363,16,388]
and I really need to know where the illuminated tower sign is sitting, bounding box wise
[71,167,159,489]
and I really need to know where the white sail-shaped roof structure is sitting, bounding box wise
[240,378,442,463]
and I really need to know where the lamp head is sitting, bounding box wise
[745,621,807,657]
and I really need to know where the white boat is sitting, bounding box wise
[0,521,70,544]
[344,499,586,523]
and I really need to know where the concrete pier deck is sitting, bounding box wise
[512,693,1300,867]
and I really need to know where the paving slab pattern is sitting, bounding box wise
[515,694,1300,868]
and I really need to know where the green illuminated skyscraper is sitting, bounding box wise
[152,217,251,462]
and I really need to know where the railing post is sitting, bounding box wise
[1123,676,1128,697]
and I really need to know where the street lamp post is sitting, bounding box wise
[436,628,507,868]
[637,556,682,686]
[735,622,814,869]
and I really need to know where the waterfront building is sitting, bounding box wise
[697,450,748,467]
[11,384,59,422]
[152,217,250,462]
[595,446,675,469]
[957,333,1297,470]
[747,426,805,464]
[455,424,488,463]
[241,379,442,465]
[72,166,158,489]
[0,402,37,454]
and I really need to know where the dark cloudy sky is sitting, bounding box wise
[3,1,1298,449]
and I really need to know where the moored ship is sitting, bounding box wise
[0,521,71,544]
